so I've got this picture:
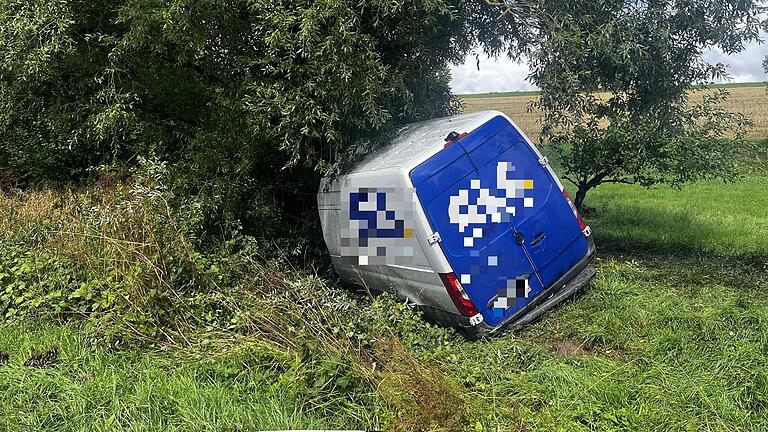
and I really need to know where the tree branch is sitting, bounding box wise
[600,178,634,185]
[561,174,579,186]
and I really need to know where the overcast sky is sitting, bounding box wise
[450,36,768,94]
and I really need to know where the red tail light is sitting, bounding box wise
[439,272,479,317]
[444,132,468,148]
[562,190,587,231]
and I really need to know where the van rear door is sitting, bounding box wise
[460,116,589,289]
[410,115,588,327]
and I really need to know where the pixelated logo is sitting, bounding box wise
[340,187,417,265]
[448,161,534,249]
[447,161,535,311]
[491,276,531,316]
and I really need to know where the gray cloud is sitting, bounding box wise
[704,39,768,82]
[451,35,768,95]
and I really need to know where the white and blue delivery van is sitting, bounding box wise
[318,111,595,332]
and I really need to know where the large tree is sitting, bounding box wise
[3,0,764,224]
[500,0,765,209]
[0,0,530,234]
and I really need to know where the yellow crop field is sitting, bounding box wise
[461,85,768,140]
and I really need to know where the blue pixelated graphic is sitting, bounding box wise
[340,187,417,266]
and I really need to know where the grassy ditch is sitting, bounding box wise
[1,148,767,430]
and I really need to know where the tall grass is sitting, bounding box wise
[2,146,768,430]
[0,166,481,431]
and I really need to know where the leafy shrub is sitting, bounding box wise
[0,164,482,429]
[0,0,524,238]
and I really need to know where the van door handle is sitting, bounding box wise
[529,231,546,247]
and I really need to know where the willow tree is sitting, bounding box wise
[3,0,763,222]
[0,0,529,234]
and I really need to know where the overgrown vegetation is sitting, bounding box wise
[1,1,767,430]
[0,162,487,430]
[2,0,763,222]
[1,141,767,430]
[0,0,532,239]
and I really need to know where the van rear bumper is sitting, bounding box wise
[440,235,596,333]
[492,235,596,332]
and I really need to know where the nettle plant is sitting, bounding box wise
[520,0,764,210]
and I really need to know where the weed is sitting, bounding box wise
[375,338,469,431]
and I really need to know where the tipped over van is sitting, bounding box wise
[317,111,595,332]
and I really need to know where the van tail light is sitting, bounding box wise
[562,190,587,231]
[439,272,479,317]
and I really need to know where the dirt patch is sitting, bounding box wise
[599,347,626,360]
[550,339,587,356]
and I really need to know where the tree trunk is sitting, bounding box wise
[574,172,609,212]
[574,184,589,212]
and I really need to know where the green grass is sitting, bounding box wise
[412,171,768,430]
[0,322,378,432]
[588,176,768,258]
[507,255,768,431]
[1,157,767,430]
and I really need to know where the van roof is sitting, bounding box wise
[349,111,496,174]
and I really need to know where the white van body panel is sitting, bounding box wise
[319,166,457,313]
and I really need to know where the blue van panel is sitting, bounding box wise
[465,124,522,168]
[516,190,589,287]
[410,115,588,328]
[458,116,513,153]
[411,153,476,205]
[418,165,545,327]
[410,142,468,187]
[474,141,588,288]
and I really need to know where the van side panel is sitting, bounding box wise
[318,170,459,314]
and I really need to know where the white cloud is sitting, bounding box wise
[449,55,536,94]
[703,38,768,83]
[451,34,768,95]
